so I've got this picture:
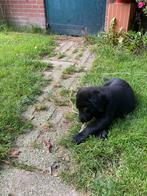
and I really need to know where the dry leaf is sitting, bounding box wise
[43,139,53,153]
[2,160,11,165]
[10,149,21,158]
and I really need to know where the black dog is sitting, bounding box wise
[73,78,136,144]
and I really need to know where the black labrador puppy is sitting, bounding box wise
[73,78,136,144]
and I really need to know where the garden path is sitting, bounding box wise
[0,36,94,196]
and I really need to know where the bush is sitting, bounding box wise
[97,29,147,54]
[123,31,147,53]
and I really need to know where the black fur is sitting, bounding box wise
[73,78,136,144]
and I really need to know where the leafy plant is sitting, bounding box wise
[123,31,147,53]
[100,18,126,46]
[98,17,147,54]
[0,22,10,32]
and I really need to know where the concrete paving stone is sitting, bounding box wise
[0,168,82,196]
[78,48,91,66]
[59,41,75,53]
[17,147,56,170]
[41,119,71,143]
[16,128,40,147]
[60,75,76,89]
[22,105,35,121]
[63,42,82,61]
[31,104,56,127]
[42,59,72,68]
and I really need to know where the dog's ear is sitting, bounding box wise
[76,87,84,97]
[89,89,107,112]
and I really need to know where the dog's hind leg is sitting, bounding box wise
[94,130,108,140]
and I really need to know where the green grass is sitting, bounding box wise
[61,36,147,195]
[0,31,55,161]
[57,52,66,59]
[63,65,77,75]
[61,64,84,79]
[59,88,71,97]
[11,160,37,172]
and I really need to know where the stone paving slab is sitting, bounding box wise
[0,168,82,196]
[17,147,55,171]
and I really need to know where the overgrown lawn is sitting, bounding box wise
[0,32,54,161]
[61,36,147,196]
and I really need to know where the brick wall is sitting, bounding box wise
[0,0,46,28]
[0,4,5,21]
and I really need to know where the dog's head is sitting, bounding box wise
[76,87,107,123]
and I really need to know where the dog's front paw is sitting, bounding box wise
[72,133,84,145]
[99,130,108,140]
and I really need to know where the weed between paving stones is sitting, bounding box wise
[57,52,66,59]
[61,65,85,80]
[59,89,71,97]
[34,103,48,111]
[42,121,54,132]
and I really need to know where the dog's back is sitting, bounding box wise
[104,78,136,116]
